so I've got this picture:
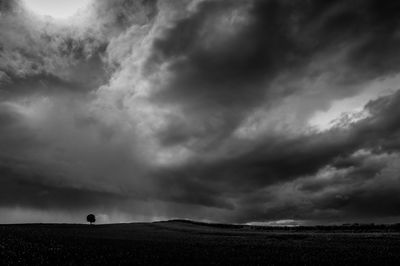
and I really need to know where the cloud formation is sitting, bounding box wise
[1,0,400,224]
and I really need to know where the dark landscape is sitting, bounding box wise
[1,220,400,265]
[2,1,400,265]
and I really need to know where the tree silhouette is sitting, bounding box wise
[86,214,96,225]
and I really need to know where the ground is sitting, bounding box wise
[1,220,400,265]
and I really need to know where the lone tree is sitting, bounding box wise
[86,214,96,225]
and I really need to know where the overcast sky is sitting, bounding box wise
[1,0,400,225]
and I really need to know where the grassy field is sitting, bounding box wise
[1,220,400,265]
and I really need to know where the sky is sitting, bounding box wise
[1,0,400,225]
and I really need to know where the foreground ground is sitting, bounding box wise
[1,221,400,265]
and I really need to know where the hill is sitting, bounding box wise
[1,220,400,265]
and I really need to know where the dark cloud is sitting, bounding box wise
[0,168,127,210]
[0,72,101,100]
[143,0,400,153]
[0,19,106,97]
[0,0,159,99]
[0,0,19,12]
[148,90,400,222]
[1,0,400,224]
[91,0,158,30]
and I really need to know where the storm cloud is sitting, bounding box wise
[1,0,400,224]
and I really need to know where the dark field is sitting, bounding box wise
[1,221,400,265]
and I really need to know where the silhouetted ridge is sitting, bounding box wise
[156,219,244,229]
[155,220,400,232]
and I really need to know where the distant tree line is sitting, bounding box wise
[161,219,400,232]
[246,223,400,232]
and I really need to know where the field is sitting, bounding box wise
[1,220,400,265]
